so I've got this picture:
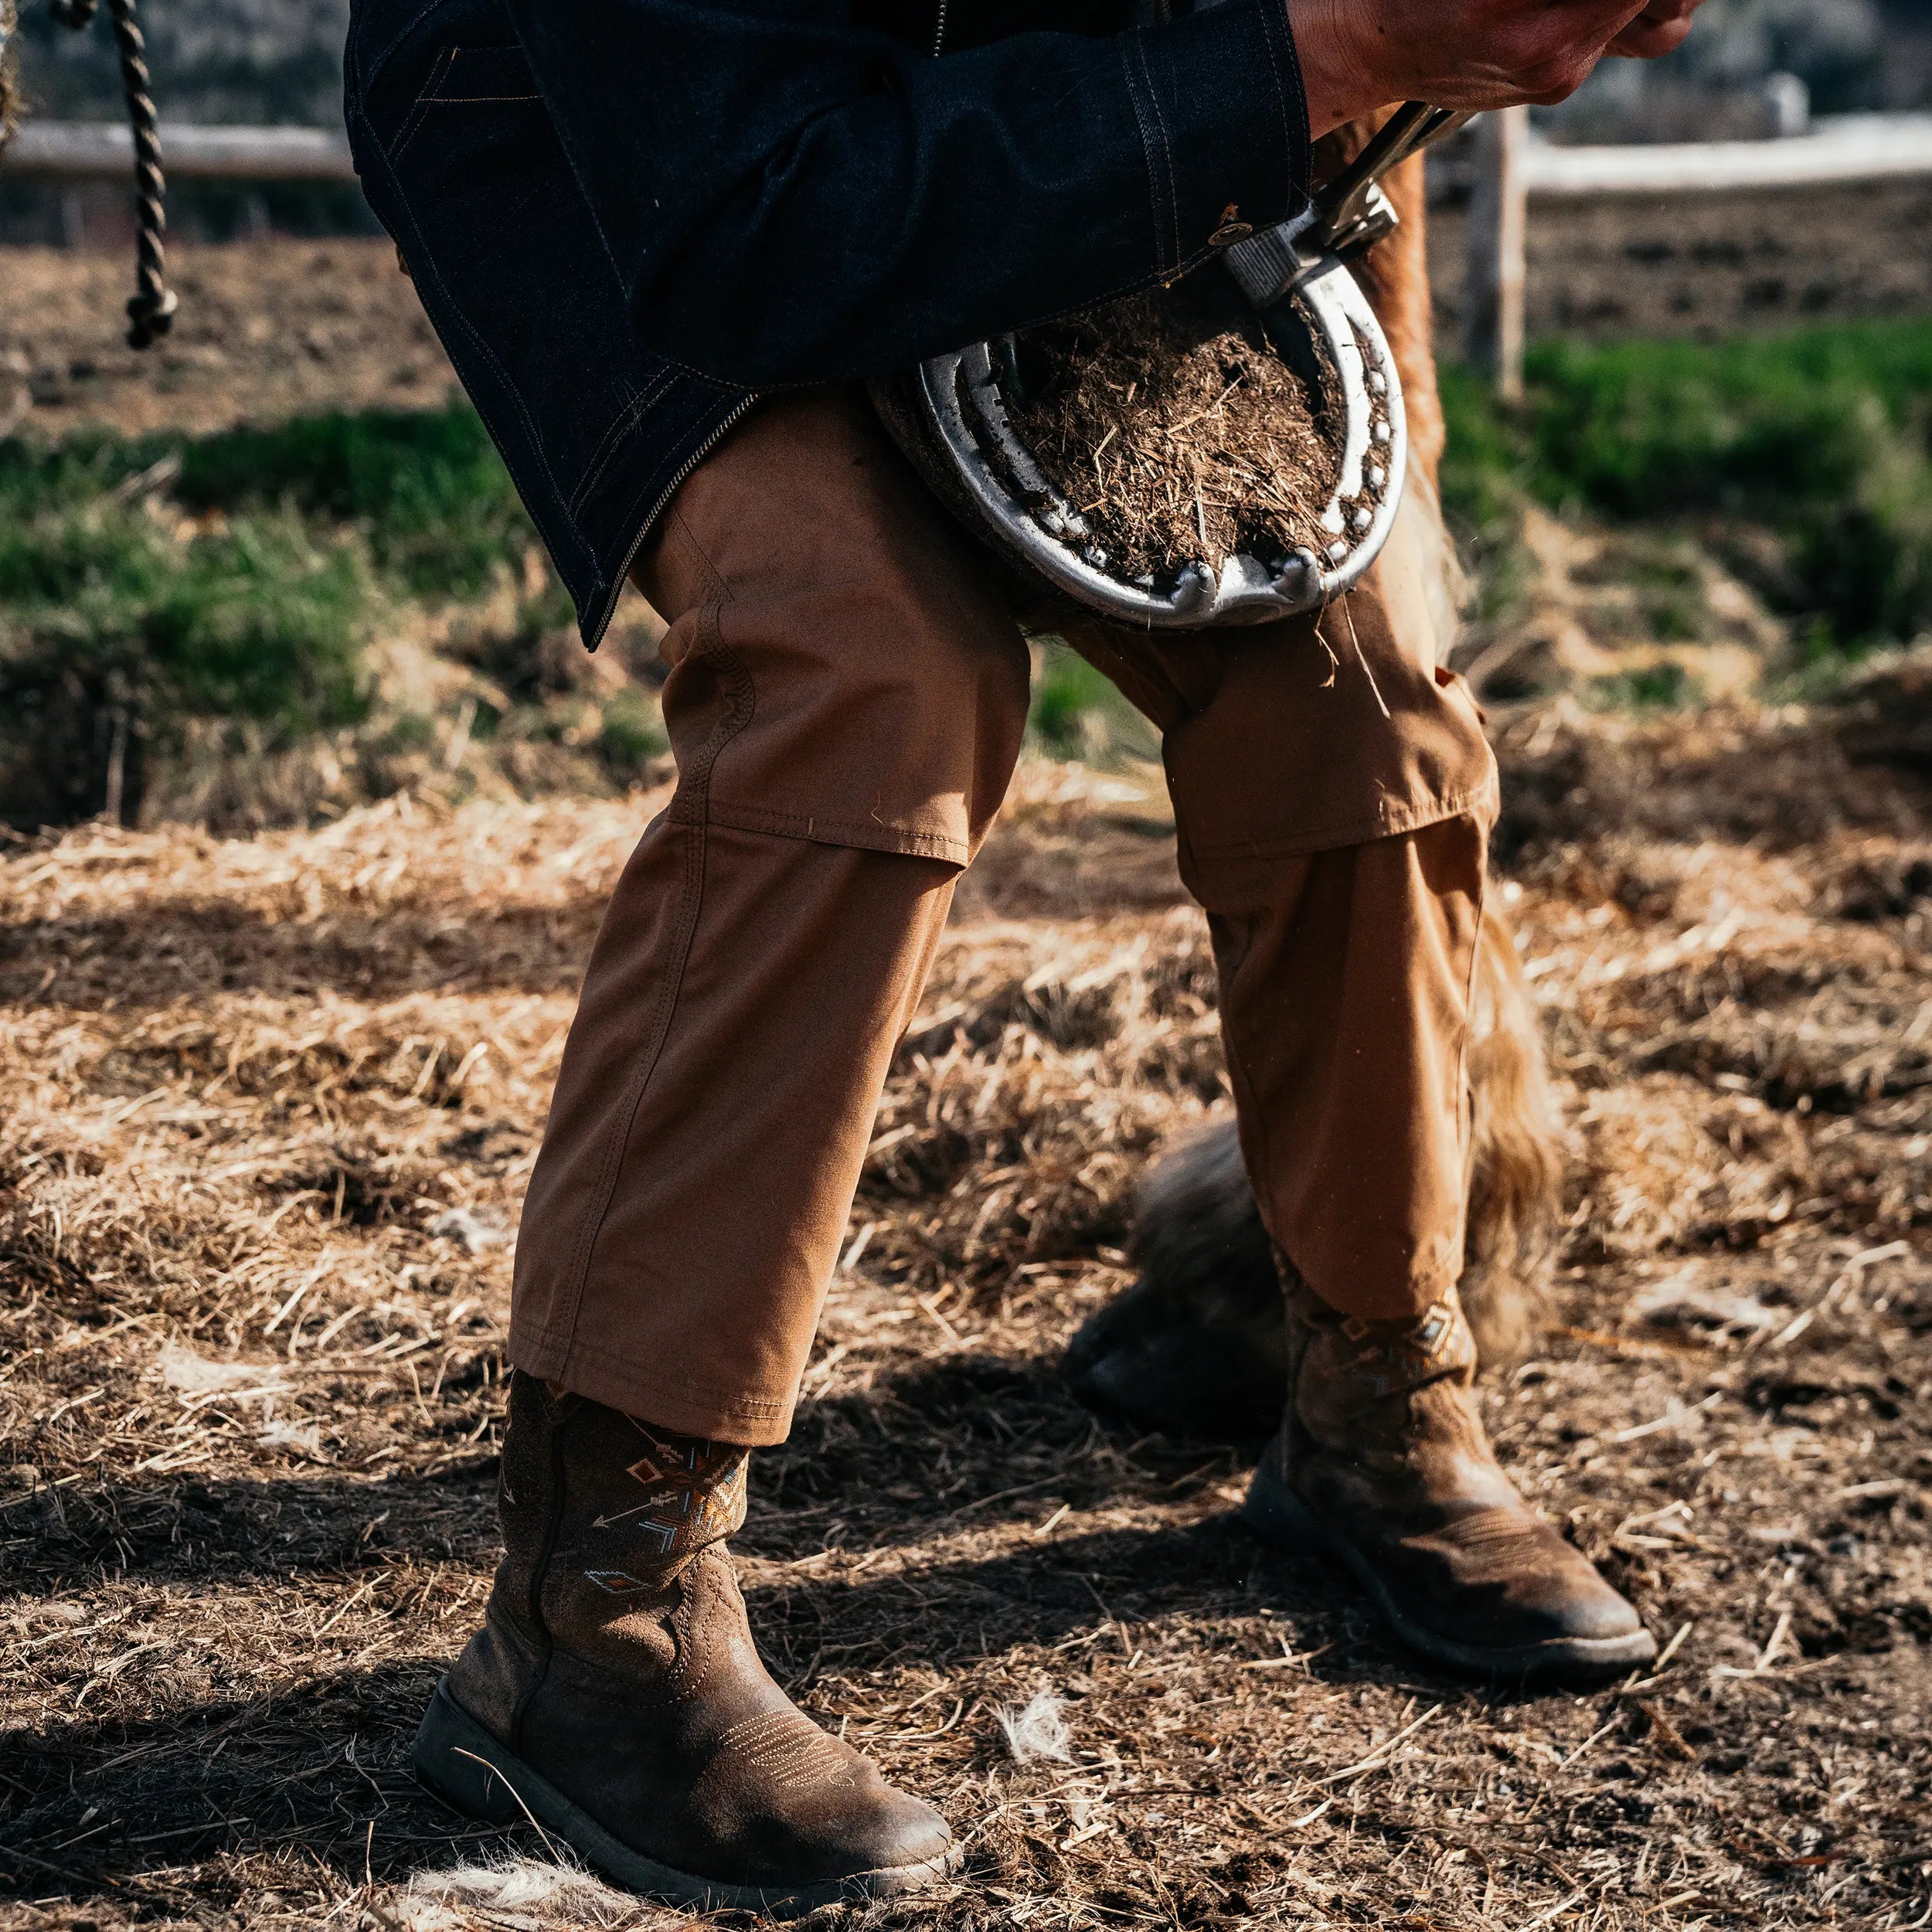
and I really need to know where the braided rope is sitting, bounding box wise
[36,0,175,348]
[107,0,174,346]
[0,0,24,155]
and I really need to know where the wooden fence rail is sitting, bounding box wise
[5,121,356,181]
[1521,112,1932,197]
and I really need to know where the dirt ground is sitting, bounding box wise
[1,240,452,440]
[1430,175,1932,344]
[2,686,1932,1930]
[7,176,1931,443]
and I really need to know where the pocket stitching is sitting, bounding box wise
[387,44,454,165]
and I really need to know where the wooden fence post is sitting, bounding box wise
[1464,104,1528,400]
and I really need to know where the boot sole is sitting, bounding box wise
[1243,1464,1656,1685]
[412,1679,961,1917]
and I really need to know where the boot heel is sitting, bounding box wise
[413,1679,527,1826]
[1241,1461,1331,1553]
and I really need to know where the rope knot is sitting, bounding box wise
[126,285,177,349]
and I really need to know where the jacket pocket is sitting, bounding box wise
[421,43,543,104]
[383,46,454,162]
[389,43,540,162]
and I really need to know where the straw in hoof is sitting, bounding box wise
[1005,270,1343,590]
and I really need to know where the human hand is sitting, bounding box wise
[1287,0,1708,137]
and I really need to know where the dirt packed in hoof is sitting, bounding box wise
[1006,272,1341,586]
[5,692,1932,1929]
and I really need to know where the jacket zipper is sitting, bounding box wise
[931,0,948,56]
[587,393,761,652]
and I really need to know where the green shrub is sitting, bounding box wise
[0,403,536,603]
[172,404,532,599]
[1441,320,1932,649]
[1585,661,1696,710]
[1517,332,1928,519]
[0,498,369,825]
[1438,361,1530,535]
[598,690,668,782]
[0,502,367,727]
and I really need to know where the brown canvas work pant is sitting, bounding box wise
[509,390,1499,1445]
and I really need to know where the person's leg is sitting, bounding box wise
[1064,477,1501,1328]
[1065,889,1562,1440]
[419,392,1033,1906]
[1204,818,1485,1318]
[1062,482,1651,1681]
[511,392,1029,1442]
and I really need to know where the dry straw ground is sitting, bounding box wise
[4,690,1932,1931]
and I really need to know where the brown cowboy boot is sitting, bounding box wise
[1243,1273,1654,1682]
[414,1372,956,1914]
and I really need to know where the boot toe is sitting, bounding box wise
[821,1783,954,1877]
[1418,1511,1653,1660]
[738,1779,955,1904]
[1535,1564,1648,1646]
[685,1709,957,1895]
[1250,1461,1656,1681]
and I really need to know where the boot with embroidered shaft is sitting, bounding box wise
[413,1372,956,1914]
[1243,1268,1655,1682]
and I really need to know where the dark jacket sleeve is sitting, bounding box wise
[505,0,1310,388]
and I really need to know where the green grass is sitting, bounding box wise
[0,504,368,728]
[598,689,668,780]
[1583,661,1699,711]
[0,402,534,602]
[0,492,371,825]
[4,319,1929,825]
[1440,319,1932,648]
[1026,641,1156,762]
[0,406,544,824]
[172,406,533,599]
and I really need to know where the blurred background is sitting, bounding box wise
[3,0,1932,822]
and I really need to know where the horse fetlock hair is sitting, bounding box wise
[1132,892,1563,1371]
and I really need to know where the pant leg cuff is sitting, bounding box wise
[508,1320,798,1447]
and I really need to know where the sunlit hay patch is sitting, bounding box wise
[403,1855,681,1930]
[5,713,1932,1929]
[861,912,1226,1303]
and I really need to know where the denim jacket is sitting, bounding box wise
[344,0,1311,644]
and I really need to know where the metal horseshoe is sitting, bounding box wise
[874,101,1469,628]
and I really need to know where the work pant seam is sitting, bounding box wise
[702,799,970,865]
[547,596,755,1358]
[663,503,729,609]
[1448,820,1489,1277]
[1182,774,1499,869]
